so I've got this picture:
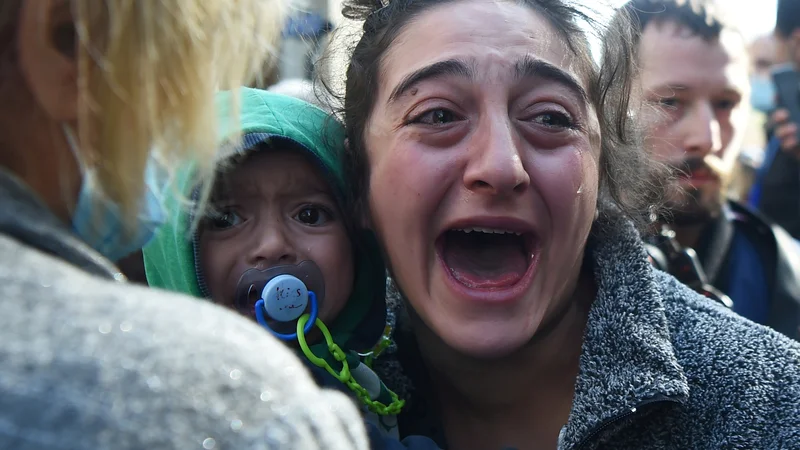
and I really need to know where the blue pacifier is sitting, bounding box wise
[234,260,325,341]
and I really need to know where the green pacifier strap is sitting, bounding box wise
[296,314,404,416]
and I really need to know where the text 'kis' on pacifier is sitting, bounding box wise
[235,260,325,341]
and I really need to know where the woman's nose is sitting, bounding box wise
[245,222,297,269]
[462,118,530,196]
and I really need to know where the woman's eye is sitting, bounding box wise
[412,108,464,126]
[531,111,574,129]
[295,206,332,227]
[206,210,244,230]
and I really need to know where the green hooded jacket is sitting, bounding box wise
[141,90,407,426]
[143,88,388,354]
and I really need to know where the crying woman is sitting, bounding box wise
[337,0,800,449]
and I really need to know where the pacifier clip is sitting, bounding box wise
[234,261,405,416]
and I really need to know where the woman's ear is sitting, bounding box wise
[17,0,77,123]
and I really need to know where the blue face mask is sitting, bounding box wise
[750,75,776,113]
[63,125,168,262]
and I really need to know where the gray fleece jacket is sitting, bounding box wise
[0,169,369,449]
[377,211,800,449]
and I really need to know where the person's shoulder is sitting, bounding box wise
[728,200,800,317]
[728,199,769,225]
[728,199,795,249]
[654,271,800,445]
[0,235,368,449]
[655,270,799,360]
[653,271,800,423]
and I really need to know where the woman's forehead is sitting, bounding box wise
[378,0,583,97]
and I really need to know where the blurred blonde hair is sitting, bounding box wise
[1,0,284,229]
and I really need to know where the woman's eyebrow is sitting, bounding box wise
[515,56,588,101]
[388,59,474,103]
[387,57,588,104]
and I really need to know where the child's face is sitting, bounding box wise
[198,149,354,327]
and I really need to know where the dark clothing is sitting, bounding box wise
[724,229,770,322]
[695,200,800,339]
[303,361,441,450]
[750,137,800,239]
[376,211,800,449]
[0,169,368,449]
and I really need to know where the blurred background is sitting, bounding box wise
[267,0,782,205]
[273,0,778,82]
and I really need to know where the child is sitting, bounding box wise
[142,89,410,441]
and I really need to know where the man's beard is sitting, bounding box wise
[660,185,724,226]
[659,158,726,227]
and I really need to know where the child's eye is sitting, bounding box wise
[294,206,332,227]
[206,210,244,230]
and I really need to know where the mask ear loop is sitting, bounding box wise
[62,124,85,171]
[254,292,319,341]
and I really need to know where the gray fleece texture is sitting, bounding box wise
[377,211,800,449]
[0,169,369,450]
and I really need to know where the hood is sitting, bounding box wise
[143,88,387,352]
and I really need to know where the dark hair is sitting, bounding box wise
[776,0,800,38]
[621,0,734,44]
[0,1,23,74]
[326,0,668,228]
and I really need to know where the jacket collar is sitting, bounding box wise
[560,212,690,448]
[695,202,736,284]
[0,169,122,280]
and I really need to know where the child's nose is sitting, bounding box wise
[245,225,297,268]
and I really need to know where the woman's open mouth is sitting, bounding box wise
[435,218,538,299]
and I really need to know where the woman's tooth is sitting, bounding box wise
[454,227,523,235]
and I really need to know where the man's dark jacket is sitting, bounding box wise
[696,200,800,340]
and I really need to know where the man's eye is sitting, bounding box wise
[295,206,332,227]
[411,108,464,126]
[206,210,243,230]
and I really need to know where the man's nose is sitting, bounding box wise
[683,102,723,157]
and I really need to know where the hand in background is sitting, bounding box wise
[771,108,800,157]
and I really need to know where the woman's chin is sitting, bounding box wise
[414,275,545,359]
[435,320,536,360]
